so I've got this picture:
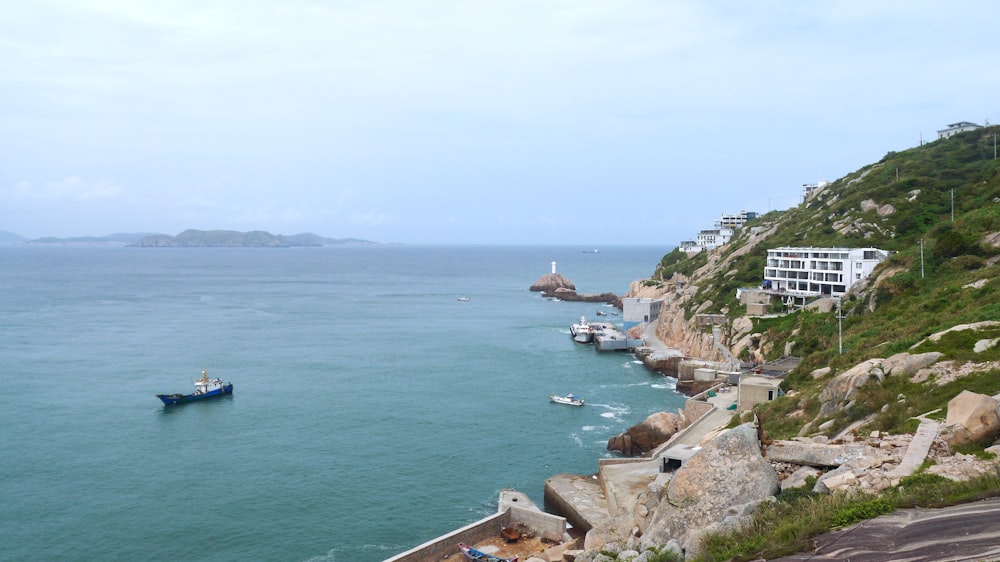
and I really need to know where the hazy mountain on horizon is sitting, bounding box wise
[3,229,379,247]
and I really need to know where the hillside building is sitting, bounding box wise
[622,297,664,330]
[678,210,758,254]
[938,121,982,139]
[738,375,783,412]
[763,246,890,297]
[695,227,734,250]
[715,210,758,229]
[802,181,830,200]
[679,239,702,254]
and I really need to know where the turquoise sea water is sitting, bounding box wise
[1,245,685,562]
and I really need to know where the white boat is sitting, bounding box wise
[457,296,470,301]
[550,393,584,406]
[569,316,593,343]
[595,310,607,316]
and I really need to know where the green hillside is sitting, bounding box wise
[653,126,1000,436]
[639,126,1000,562]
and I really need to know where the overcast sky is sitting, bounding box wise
[2,1,998,244]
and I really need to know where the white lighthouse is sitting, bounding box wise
[551,261,557,274]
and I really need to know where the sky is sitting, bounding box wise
[2,1,999,244]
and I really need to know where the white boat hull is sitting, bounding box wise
[550,394,585,406]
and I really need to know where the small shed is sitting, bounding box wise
[737,375,783,412]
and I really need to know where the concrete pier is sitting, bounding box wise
[594,326,643,351]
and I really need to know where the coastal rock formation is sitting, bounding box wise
[529,273,575,293]
[606,412,684,456]
[551,287,621,304]
[530,273,619,304]
[638,424,778,554]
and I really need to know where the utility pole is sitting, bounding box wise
[951,189,955,222]
[837,297,843,355]
[920,239,925,279]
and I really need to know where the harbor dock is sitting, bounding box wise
[593,324,643,352]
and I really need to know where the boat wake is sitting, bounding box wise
[599,381,650,389]
[587,403,629,421]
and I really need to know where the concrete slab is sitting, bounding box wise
[888,420,939,479]
[599,459,661,516]
[544,473,609,533]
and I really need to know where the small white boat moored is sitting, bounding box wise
[569,316,593,343]
[550,393,585,406]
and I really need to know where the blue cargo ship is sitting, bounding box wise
[157,369,233,405]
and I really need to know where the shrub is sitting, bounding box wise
[830,496,894,527]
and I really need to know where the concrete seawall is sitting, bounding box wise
[386,491,571,562]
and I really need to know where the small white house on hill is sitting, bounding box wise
[938,121,982,139]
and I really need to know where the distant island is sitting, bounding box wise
[129,229,378,248]
[0,229,379,247]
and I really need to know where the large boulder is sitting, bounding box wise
[607,412,682,456]
[818,359,885,418]
[766,441,885,468]
[945,390,1000,446]
[883,352,943,377]
[639,424,778,551]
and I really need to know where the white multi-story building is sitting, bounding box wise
[696,227,734,250]
[763,247,890,296]
[715,210,758,229]
[937,121,982,140]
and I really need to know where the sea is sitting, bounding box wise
[0,245,686,562]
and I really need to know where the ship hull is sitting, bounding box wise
[157,384,233,405]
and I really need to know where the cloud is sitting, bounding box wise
[5,177,124,201]
[349,210,394,227]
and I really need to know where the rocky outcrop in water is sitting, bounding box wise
[530,274,619,304]
[530,273,575,293]
[607,412,685,456]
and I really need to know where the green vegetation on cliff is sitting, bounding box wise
[644,126,1000,562]
[654,126,999,372]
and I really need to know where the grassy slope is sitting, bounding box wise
[643,127,1000,559]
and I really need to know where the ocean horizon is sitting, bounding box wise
[1,244,686,561]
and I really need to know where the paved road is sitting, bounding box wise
[772,496,1000,561]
